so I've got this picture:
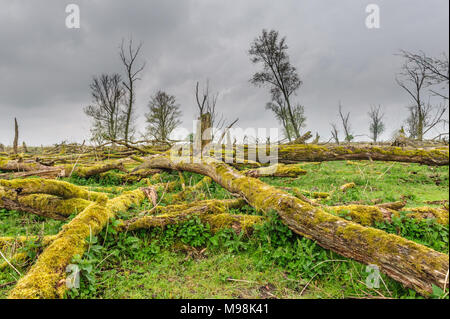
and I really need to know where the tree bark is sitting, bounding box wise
[137,155,449,295]
[13,118,19,155]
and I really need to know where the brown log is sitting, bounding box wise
[137,155,449,295]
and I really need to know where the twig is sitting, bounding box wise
[300,274,318,296]
[0,250,22,276]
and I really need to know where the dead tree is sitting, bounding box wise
[194,81,218,149]
[13,118,19,155]
[396,51,447,141]
[330,123,339,144]
[399,50,449,100]
[338,102,353,142]
[119,37,145,143]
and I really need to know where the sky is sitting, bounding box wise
[0,0,448,146]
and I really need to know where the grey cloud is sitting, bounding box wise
[0,0,448,145]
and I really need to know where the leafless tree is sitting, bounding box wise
[405,101,447,139]
[368,105,385,142]
[119,37,145,143]
[249,29,303,139]
[146,91,182,143]
[195,80,223,129]
[84,74,126,143]
[396,51,447,140]
[330,123,339,144]
[399,50,449,100]
[338,102,353,142]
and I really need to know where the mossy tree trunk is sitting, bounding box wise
[137,155,449,295]
[269,145,449,166]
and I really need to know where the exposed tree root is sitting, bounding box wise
[136,155,449,295]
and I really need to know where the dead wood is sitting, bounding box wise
[136,155,449,295]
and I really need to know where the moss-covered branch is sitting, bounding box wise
[243,163,307,178]
[7,188,150,299]
[0,178,108,204]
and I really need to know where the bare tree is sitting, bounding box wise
[146,91,182,143]
[338,102,353,142]
[195,80,223,129]
[249,29,303,139]
[399,50,449,100]
[368,105,385,142]
[119,37,145,143]
[405,101,447,139]
[13,118,18,154]
[84,74,126,143]
[330,123,339,144]
[397,51,448,140]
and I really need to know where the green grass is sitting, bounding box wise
[0,160,448,299]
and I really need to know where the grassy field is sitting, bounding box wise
[0,160,448,299]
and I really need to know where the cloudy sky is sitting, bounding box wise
[0,0,448,145]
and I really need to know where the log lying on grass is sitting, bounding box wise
[7,187,151,299]
[0,178,108,203]
[61,162,127,178]
[124,198,261,234]
[272,145,449,166]
[243,163,307,178]
[136,155,449,295]
[0,191,92,220]
[0,159,54,172]
[0,168,63,180]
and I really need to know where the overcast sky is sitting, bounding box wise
[0,0,448,145]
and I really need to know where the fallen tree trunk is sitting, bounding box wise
[137,156,449,295]
[0,178,108,203]
[0,168,63,180]
[0,189,91,220]
[61,162,127,178]
[0,159,54,172]
[275,144,449,166]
